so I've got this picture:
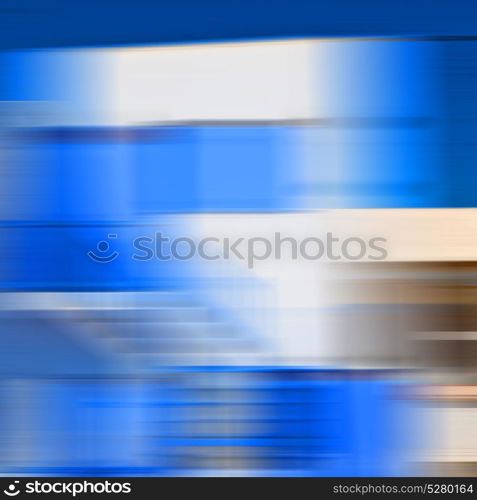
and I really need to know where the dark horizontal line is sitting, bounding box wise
[7,117,434,142]
[138,117,433,128]
[0,220,174,228]
[161,437,337,441]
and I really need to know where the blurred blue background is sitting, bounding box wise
[0,2,476,478]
